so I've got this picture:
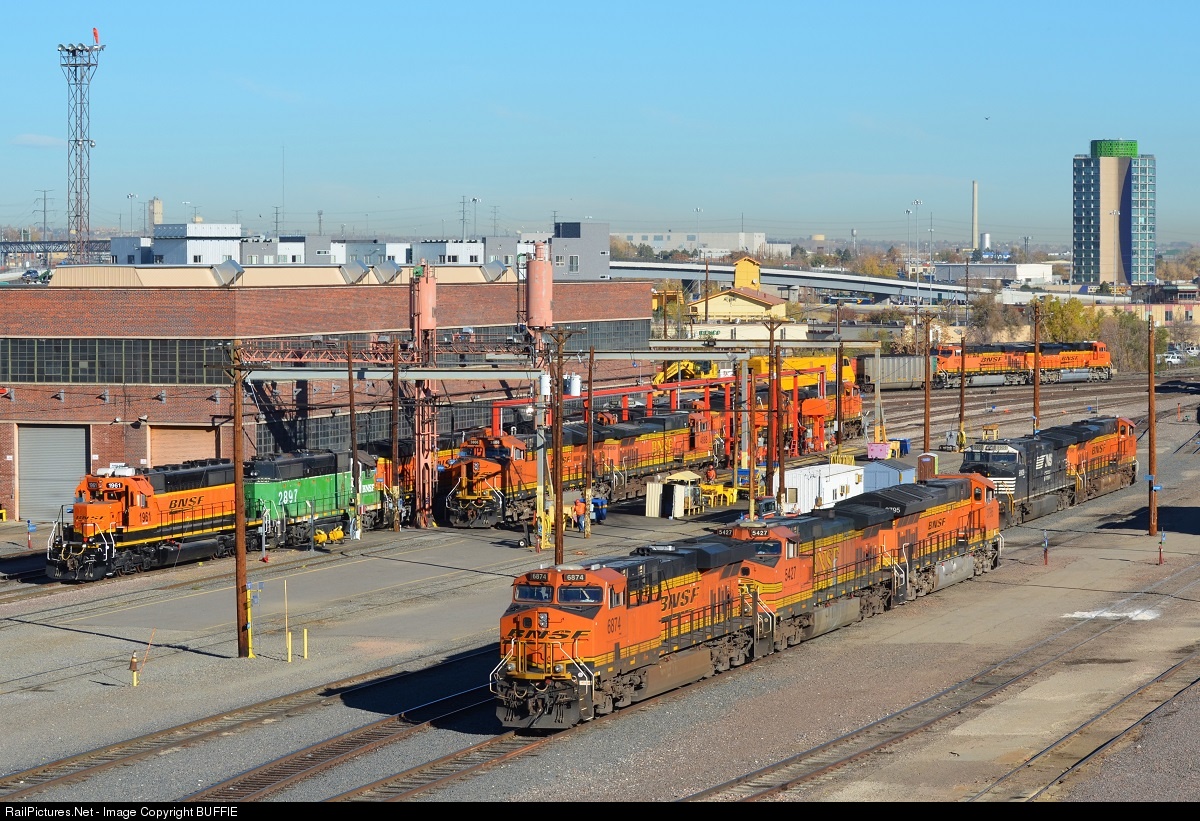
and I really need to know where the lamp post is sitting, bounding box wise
[694,207,702,256]
[905,208,913,272]
[472,197,481,240]
[927,217,935,306]
[911,200,922,300]
[127,193,137,236]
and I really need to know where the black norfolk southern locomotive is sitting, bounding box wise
[957,416,1138,526]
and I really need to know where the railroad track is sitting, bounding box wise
[184,685,496,802]
[327,733,553,801]
[970,651,1200,802]
[0,648,497,801]
[679,555,1200,802]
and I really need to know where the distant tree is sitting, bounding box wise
[1155,255,1197,282]
[810,253,829,268]
[837,247,852,264]
[853,254,898,278]
[610,237,635,260]
[1038,296,1100,342]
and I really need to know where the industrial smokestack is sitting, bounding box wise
[969,181,979,252]
[971,181,979,252]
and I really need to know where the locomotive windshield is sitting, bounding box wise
[514,584,553,602]
[558,586,603,604]
[963,450,1018,464]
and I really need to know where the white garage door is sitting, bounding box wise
[17,425,89,526]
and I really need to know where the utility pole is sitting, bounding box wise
[704,259,710,324]
[546,327,578,565]
[775,343,787,505]
[585,347,595,538]
[391,337,401,531]
[958,260,968,450]
[763,317,786,497]
[1148,319,1157,537]
[225,340,251,659]
[36,190,53,244]
[345,340,359,534]
[1033,300,1041,433]
[835,301,844,451]
[922,314,933,453]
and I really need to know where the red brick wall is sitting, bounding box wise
[1,281,651,338]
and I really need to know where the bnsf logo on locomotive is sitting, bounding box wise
[928,516,945,531]
[659,586,698,612]
[505,627,590,640]
[169,496,204,510]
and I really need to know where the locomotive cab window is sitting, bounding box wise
[609,588,623,608]
[514,584,553,602]
[973,487,983,502]
[755,540,783,556]
[558,585,603,604]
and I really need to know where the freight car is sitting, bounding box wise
[854,354,938,392]
[958,415,1137,526]
[491,471,1002,730]
[931,341,1113,389]
[47,451,398,582]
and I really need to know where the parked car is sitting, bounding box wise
[1186,346,1200,358]
[1162,352,1185,366]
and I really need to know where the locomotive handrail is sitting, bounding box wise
[488,639,517,694]
[552,640,592,695]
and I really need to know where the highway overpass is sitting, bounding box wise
[608,260,966,304]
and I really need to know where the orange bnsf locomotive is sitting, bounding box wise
[932,341,1113,389]
[491,472,1002,730]
[440,410,724,528]
[47,451,400,582]
[441,392,868,529]
[958,415,1137,527]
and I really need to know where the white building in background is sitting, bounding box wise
[932,263,1056,287]
[151,222,241,265]
[614,229,768,258]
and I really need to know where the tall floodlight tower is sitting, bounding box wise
[59,33,104,263]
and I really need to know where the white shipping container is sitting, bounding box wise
[756,462,865,518]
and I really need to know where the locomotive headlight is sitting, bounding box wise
[538,612,548,629]
[553,664,564,674]
[507,662,516,672]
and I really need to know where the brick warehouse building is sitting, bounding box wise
[0,265,653,523]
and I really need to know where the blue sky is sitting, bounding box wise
[2,1,1196,249]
